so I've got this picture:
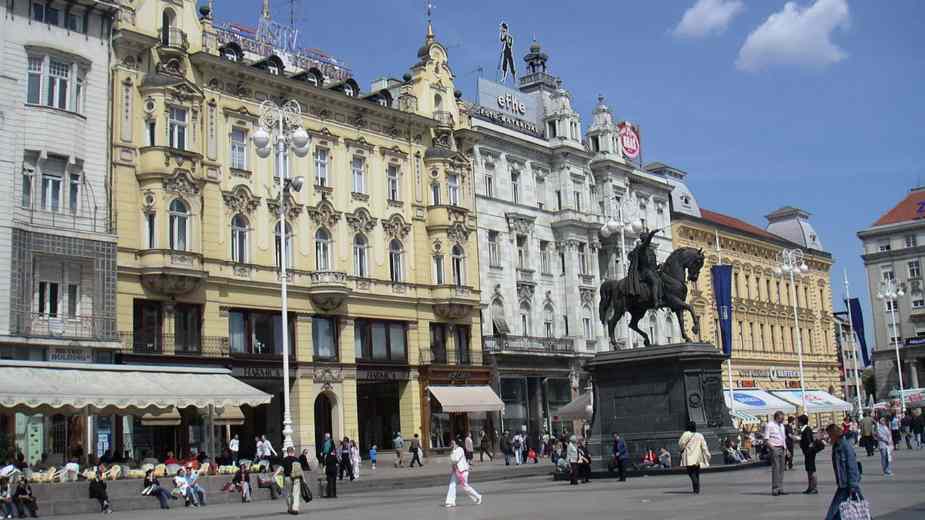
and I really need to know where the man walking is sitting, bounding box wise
[610,432,627,482]
[913,411,925,449]
[784,416,796,470]
[824,423,864,520]
[798,414,824,494]
[513,433,523,465]
[478,430,493,463]
[875,416,894,476]
[860,414,875,456]
[444,438,482,508]
[501,431,512,466]
[464,433,474,463]
[566,435,579,486]
[409,433,423,468]
[392,432,404,468]
[764,411,788,496]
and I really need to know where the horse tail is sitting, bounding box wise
[599,280,612,325]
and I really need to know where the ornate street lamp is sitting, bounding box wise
[773,248,810,413]
[254,99,309,450]
[600,193,642,349]
[877,278,907,415]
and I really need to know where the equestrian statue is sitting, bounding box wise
[599,229,705,347]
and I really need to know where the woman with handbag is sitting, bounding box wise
[679,421,710,494]
[283,447,308,515]
[825,423,867,520]
[142,468,173,509]
[444,438,482,508]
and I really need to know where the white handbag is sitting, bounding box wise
[838,495,871,520]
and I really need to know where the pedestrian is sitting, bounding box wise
[0,476,15,520]
[478,430,493,463]
[609,432,627,482]
[798,414,825,495]
[262,435,278,466]
[283,447,305,515]
[444,438,482,508]
[566,435,579,486]
[323,451,338,499]
[12,476,37,518]
[824,424,865,520]
[500,431,512,466]
[541,431,551,458]
[229,434,240,466]
[764,410,788,496]
[369,444,377,470]
[874,416,894,476]
[889,414,901,449]
[231,464,252,503]
[577,439,592,483]
[409,433,423,467]
[142,468,173,508]
[464,432,474,463]
[392,432,405,468]
[89,467,114,514]
[901,411,914,450]
[859,414,875,457]
[913,411,925,449]
[298,449,312,472]
[784,416,796,470]
[350,440,360,480]
[513,432,523,465]
[679,421,710,494]
[338,438,354,481]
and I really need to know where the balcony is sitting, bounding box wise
[483,335,575,356]
[910,306,925,323]
[19,313,116,341]
[120,332,229,358]
[550,209,604,231]
[432,285,478,320]
[425,204,470,230]
[13,179,111,235]
[137,147,204,181]
[433,110,455,129]
[519,72,558,90]
[516,268,535,284]
[307,271,352,312]
[159,27,188,50]
[137,250,207,296]
[420,347,484,366]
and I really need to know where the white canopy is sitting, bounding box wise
[556,393,591,420]
[0,360,271,415]
[429,385,504,413]
[724,389,797,416]
[771,390,852,414]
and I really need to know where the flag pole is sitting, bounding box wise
[716,229,737,423]
[844,269,866,418]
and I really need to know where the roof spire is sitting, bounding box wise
[425,0,435,40]
[262,0,271,19]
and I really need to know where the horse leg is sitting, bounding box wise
[674,306,690,343]
[608,297,626,348]
[629,310,650,347]
[684,303,700,336]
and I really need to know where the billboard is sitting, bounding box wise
[473,78,544,139]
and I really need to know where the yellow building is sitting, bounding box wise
[110,1,485,458]
[651,164,843,409]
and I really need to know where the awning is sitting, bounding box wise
[724,389,797,416]
[771,390,852,414]
[429,385,504,413]
[212,405,245,426]
[556,393,591,420]
[0,361,272,415]
[731,409,761,425]
[888,388,925,406]
[492,316,511,335]
[141,405,244,427]
[142,407,181,427]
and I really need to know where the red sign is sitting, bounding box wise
[739,379,757,388]
[618,122,640,159]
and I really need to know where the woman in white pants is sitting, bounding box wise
[445,438,482,508]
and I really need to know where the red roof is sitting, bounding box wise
[872,188,925,226]
[699,208,781,241]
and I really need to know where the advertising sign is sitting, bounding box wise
[474,78,544,138]
[618,122,640,159]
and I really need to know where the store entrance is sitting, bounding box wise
[357,382,401,454]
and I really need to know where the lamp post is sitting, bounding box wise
[599,193,642,349]
[877,278,907,415]
[774,248,810,413]
[253,99,309,451]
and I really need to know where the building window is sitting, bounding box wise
[41,173,62,211]
[885,300,897,312]
[67,283,79,318]
[351,157,365,194]
[433,254,444,284]
[389,239,404,282]
[168,199,189,251]
[578,243,588,275]
[37,281,60,317]
[544,305,554,338]
[228,309,295,355]
[452,244,465,286]
[516,235,527,269]
[27,57,43,105]
[430,323,448,364]
[168,107,187,150]
[519,302,531,337]
[574,190,581,212]
[314,149,329,186]
[536,178,545,209]
[562,315,569,336]
[231,214,248,263]
[555,190,562,210]
[881,268,895,281]
[511,172,520,204]
[68,174,80,213]
[315,228,331,271]
[430,182,441,205]
[275,222,293,269]
[46,60,70,110]
[912,297,925,309]
[145,212,156,248]
[312,316,338,359]
[174,304,202,353]
[547,120,557,138]
[355,319,407,361]
[744,275,751,300]
[488,231,500,267]
[540,241,551,274]
[455,325,471,365]
[448,174,460,206]
[387,164,400,201]
[33,2,60,24]
[909,260,921,279]
[583,316,593,340]
[230,128,247,170]
[146,120,156,146]
[353,234,368,277]
[878,241,891,252]
[906,235,918,248]
[560,252,566,275]
[485,174,494,198]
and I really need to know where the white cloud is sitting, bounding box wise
[673,0,745,38]
[736,0,850,72]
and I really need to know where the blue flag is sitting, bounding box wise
[711,265,733,356]
[846,298,871,367]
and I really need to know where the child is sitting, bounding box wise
[369,444,377,470]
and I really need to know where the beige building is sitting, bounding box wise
[110,0,486,458]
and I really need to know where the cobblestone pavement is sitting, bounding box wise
[66,447,925,520]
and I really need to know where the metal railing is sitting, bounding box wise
[13,180,110,234]
[433,110,454,128]
[21,313,116,340]
[419,347,483,366]
[160,27,188,49]
[308,271,348,285]
[519,72,558,88]
[483,335,575,355]
[119,332,229,357]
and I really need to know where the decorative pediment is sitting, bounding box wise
[222,185,261,214]
[313,367,344,391]
[506,212,535,235]
[518,284,534,304]
[380,145,408,160]
[305,199,341,228]
[307,126,340,144]
[346,207,377,233]
[162,171,202,196]
[344,136,374,152]
[266,192,303,220]
[381,213,412,239]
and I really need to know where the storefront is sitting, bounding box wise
[498,376,574,440]
[356,364,409,453]
[419,366,498,451]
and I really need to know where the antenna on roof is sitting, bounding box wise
[289,0,298,28]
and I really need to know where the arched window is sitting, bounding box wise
[315,228,331,271]
[231,214,248,263]
[451,244,465,287]
[434,93,443,111]
[161,8,176,47]
[221,43,241,62]
[583,305,594,340]
[544,305,555,338]
[430,182,440,205]
[519,302,531,337]
[664,315,674,344]
[389,239,403,282]
[275,221,293,269]
[353,234,368,277]
[168,199,188,251]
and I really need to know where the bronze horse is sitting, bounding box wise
[599,246,705,347]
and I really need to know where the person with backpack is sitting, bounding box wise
[512,433,523,465]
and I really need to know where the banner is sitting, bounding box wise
[711,265,733,356]
[846,298,871,367]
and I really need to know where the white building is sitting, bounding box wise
[0,1,119,463]
[463,41,673,443]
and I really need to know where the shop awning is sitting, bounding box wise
[888,388,925,407]
[0,361,272,415]
[141,405,245,427]
[142,407,182,427]
[556,393,591,420]
[491,316,511,335]
[724,389,797,416]
[212,405,245,426]
[429,385,504,413]
[731,409,761,425]
[771,390,852,414]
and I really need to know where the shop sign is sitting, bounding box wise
[738,367,800,380]
[357,368,409,382]
[472,106,543,138]
[48,347,93,363]
[739,369,770,379]
[771,368,801,380]
[618,122,640,159]
[739,379,757,388]
[234,366,283,379]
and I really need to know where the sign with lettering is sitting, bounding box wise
[48,347,93,363]
[475,78,543,138]
[357,367,410,382]
[233,366,284,380]
[618,122,640,159]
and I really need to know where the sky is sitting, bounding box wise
[214,0,925,333]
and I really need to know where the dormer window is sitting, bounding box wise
[344,84,355,97]
[268,64,279,75]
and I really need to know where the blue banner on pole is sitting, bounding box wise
[846,298,871,367]
[711,265,733,356]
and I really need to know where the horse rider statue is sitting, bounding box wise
[626,228,663,308]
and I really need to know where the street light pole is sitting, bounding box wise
[253,99,310,451]
[600,193,642,349]
[878,278,907,415]
[775,248,809,413]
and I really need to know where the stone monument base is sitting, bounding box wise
[587,342,737,469]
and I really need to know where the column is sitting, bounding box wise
[290,376,314,455]
[163,303,175,355]
[909,360,920,388]
[295,314,313,363]
[399,376,423,440]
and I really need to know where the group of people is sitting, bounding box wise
[0,474,37,519]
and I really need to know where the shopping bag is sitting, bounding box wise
[838,495,871,520]
[300,479,313,502]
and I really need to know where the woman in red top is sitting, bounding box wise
[164,451,178,465]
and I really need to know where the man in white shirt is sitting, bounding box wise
[444,438,482,508]
[229,434,240,466]
[764,411,788,496]
[875,416,894,476]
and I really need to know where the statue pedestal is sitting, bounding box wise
[587,342,736,469]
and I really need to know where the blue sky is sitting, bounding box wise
[215,0,925,332]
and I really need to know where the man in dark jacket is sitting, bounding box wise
[500,431,513,466]
[825,423,863,520]
[610,433,628,482]
[798,415,824,494]
[323,452,338,498]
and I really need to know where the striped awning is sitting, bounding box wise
[730,409,761,425]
